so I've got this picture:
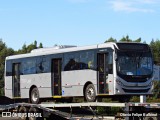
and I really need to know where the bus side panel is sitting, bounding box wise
[20,73,52,98]
[5,76,13,98]
[61,70,97,97]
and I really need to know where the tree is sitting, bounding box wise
[152,81,160,99]
[149,39,160,64]
[105,37,117,43]
[39,43,43,48]
[105,36,142,43]
[17,41,42,54]
[34,40,37,48]
[134,37,141,42]
[120,35,132,42]
[27,43,37,53]
[0,40,6,51]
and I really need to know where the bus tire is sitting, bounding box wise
[84,84,96,102]
[30,87,40,104]
[18,106,28,120]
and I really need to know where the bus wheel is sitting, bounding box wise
[30,87,40,104]
[85,84,96,102]
[18,106,28,120]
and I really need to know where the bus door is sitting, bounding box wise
[12,63,21,97]
[97,53,109,94]
[51,59,62,96]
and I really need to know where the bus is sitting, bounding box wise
[4,42,153,103]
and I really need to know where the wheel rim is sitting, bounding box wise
[32,92,38,102]
[87,87,94,100]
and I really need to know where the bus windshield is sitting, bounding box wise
[116,51,152,76]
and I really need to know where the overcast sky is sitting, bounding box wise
[0,0,160,50]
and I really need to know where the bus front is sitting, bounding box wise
[115,43,153,95]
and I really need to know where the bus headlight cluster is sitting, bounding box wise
[116,88,120,93]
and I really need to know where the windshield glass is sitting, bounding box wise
[117,51,152,76]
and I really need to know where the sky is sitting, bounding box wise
[0,0,160,50]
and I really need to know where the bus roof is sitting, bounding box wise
[6,42,117,60]
[6,42,148,60]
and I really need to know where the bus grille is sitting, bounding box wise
[122,88,150,93]
[125,78,147,82]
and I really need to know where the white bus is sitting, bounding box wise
[5,42,153,103]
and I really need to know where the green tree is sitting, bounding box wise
[120,35,132,42]
[27,44,37,53]
[39,43,43,48]
[153,81,160,99]
[149,39,160,64]
[17,40,41,54]
[134,37,141,42]
[105,36,142,43]
[105,37,117,43]
[16,44,27,54]
[34,40,37,48]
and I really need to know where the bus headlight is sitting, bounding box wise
[116,88,120,93]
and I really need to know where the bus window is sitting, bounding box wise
[64,53,79,71]
[22,59,36,74]
[79,51,94,70]
[36,57,49,73]
[6,60,12,76]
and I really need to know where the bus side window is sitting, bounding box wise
[6,60,12,76]
[87,51,94,69]
[80,51,94,70]
[64,53,79,71]
[36,57,49,73]
[22,59,36,74]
